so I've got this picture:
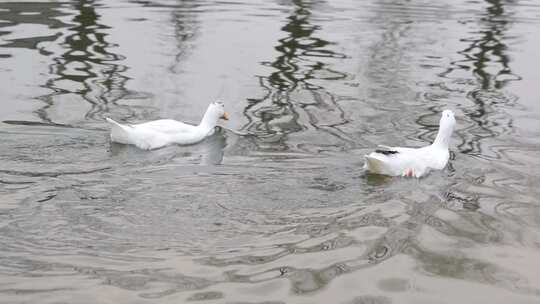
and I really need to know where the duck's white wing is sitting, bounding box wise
[134,119,197,135]
[106,118,170,150]
[365,144,434,177]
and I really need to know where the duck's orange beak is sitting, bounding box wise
[221,112,230,121]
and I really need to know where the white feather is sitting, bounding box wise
[106,102,228,150]
[364,110,456,178]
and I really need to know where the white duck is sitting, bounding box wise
[106,101,229,150]
[364,110,456,178]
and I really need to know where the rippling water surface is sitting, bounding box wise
[1,0,540,303]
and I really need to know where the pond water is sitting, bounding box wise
[1,0,540,303]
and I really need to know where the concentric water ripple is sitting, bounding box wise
[1,0,540,303]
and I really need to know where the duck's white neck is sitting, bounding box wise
[198,108,219,131]
[432,122,453,149]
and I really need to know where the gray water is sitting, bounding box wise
[1,0,540,303]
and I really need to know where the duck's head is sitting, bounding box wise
[440,109,455,128]
[209,101,229,121]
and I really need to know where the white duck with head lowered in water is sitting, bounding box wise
[106,101,229,150]
[363,110,456,178]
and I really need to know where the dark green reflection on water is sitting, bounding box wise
[45,0,131,122]
[439,0,518,156]
[0,2,68,54]
[243,0,348,150]
[266,0,346,91]
[446,0,519,92]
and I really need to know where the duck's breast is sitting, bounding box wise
[418,146,449,170]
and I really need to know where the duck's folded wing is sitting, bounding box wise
[136,119,196,134]
[376,144,395,151]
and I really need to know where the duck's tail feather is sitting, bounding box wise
[105,117,132,144]
[363,154,388,174]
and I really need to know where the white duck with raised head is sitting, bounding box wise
[364,110,456,178]
[106,101,229,150]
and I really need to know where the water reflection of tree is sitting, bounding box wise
[1,0,201,127]
[242,0,349,151]
[0,2,67,52]
[169,2,199,75]
[440,0,518,156]
[467,0,515,91]
[38,0,133,123]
